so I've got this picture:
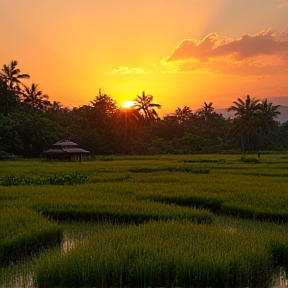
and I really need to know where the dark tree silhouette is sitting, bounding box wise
[0,60,30,90]
[175,106,193,123]
[227,95,262,158]
[0,60,30,116]
[132,91,161,122]
[258,99,281,135]
[21,83,50,111]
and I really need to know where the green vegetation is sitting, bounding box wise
[35,220,288,288]
[0,207,62,265]
[1,60,287,159]
[0,171,88,186]
[1,154,288,287]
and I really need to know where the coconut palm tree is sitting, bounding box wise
[0,60,30,90]
[21,83,50,112]
[0,61,30,116]
[227,95,262,158]
[254,99,281,155]
[198,102,215,121]
[258,99,281,135]
[228,95,261,118]
[203,102,214,113]
[132,91,161,122]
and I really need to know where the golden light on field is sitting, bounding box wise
[123,101,136,108]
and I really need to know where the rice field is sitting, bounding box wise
[1,154,288,288]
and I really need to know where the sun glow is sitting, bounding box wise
[123,101,135,108]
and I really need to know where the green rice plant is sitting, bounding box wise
[35,220,288,288]
[0,171,88,186]
[183,158,226,163]
[31,197,213,224]
[0,207,63,265]
[242,158,260,163]
[128,167,210,174]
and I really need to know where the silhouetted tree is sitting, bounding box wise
[175,106,193,123]
[227,95,262,158]
[0,60,30,116]
[21,83,50,111]
[85,90,120,154]
[132,91,161,122]
[258,99,281,135]
[0,60,30,90]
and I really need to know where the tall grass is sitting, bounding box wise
[0,207,63,266]
[30,192,213,224]
[35,220,288,288]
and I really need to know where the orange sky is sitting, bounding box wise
[1,0,288,116]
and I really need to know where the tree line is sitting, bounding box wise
[0,60,287,159]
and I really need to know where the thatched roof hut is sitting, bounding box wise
[43,140,90,161]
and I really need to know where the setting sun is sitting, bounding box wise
[123,101,135,108]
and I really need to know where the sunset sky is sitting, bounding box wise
[1,0,288,116]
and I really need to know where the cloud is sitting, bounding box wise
[106,66,151,75]
[277,1,288,9]
[166,33,219,62]
[210,29,288,60]
[164,28,288,76]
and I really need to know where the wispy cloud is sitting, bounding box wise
[277,0,288,9]
[106,66,151,75]
[163,28,288,76]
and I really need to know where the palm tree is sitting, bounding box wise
[132,91,161,122]
[199,102,215,121]
[258,99,281,135]
[255,99,281,154]
[0,60,30,116]
[21,83,50,112]
[0,60,30,90]
[227,95,262,158]
[203,102,214,113]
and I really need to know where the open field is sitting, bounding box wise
[1,154,288,288]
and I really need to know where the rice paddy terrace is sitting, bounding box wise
[1,154,288,288]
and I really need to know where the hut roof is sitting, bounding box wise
[43,140,90,155]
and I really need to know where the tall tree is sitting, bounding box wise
[203,102,214,113]
[258,99,281,135]
[0,60,30,116]
[175,106,193,123]
[90,89,119,117]
[0,60,30,90]
[227,95,262,158]
[86,90,120,154]
[255,99,281,153]
[21,83,50,112]
[198,102,215,121]
[132,91,161,122]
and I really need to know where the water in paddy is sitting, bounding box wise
[1,221,287,288]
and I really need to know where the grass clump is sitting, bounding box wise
[35,220,288,288]
[32,198,213,224]
[0,207,63,266]
[0,171,87,186]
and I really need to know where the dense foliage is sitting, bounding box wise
[1,60,287,158]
